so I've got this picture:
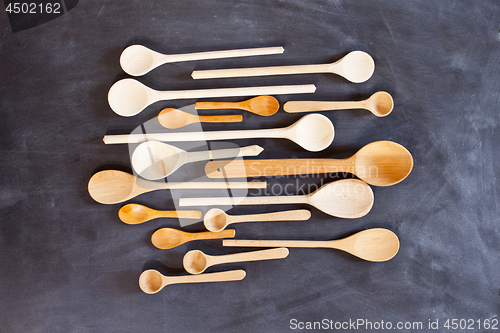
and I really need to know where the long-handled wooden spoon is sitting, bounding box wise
[88,170,266,205]
[180,179,373,218]
[139,269,246,294]
[158,109,242,129]
[108,78,316,117]
[118,204,202,224]
[195,96,280,116]
[132,142,263,180]
[103,114,334,152]
[183,248,289,275]
[205,141,413,187]
[284,91,394,117]
[223,228,399,262]
[121,44,284,76]
[151,228,235,250]
[192,51,375,83]
[204,208,311,232]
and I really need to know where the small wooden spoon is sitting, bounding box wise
[284,91,394,117]
[223,228,399,262]
[195,96,280,116]
[158,109,242,129]
[151,228,235,250]
[183,248,289,274]
[204,208,311,232]
[118,204,202,224]
[139,269,246,294]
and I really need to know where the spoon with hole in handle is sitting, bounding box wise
[195,96,280,116]
[103,114,334,152]
[223,228,399,262]
[151,228,235,250]
[118,204,202,225]
[183,248,289,275]
[87,170,266,205]
[121,45,284,76]
[192,51,375,83]
[180,179,373,218]
[284,91,394,117]
[205,141,413,187]
[158,109,242,129]
[108,78,316,117]
[132,142,263,180]
[204,208,311,232]
[139,269,246,294]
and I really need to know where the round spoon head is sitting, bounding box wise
[354,141,413,187]
[290,114,334,152]
[132,141,185,180]
[120,45,157,77]
[158,108,195,129]
[151,228,184,249]
[118,204,156,224]
[350,228,400,262]
[139,269,165,294]
[183,250,209,274]
[88,170,138,205]
[245,95,280,116]
[367,91,393,117]
[108,79,150,117]
[336,51,375,83]
[203,208,229,232]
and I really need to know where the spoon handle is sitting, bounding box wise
[229,209,311,224]
[185,229,236,242]
[223,239,334,248]
[162,46,284,63]
[283,100,365,113]
[179,195,309,207]
[196,114,243,123]
[163,270,246,286]
[209,248,289,266]
[138,180,267,190]
[192,64,332,79]
[185,145,263,164]
[195,101,249,111]
[157,210,202,219]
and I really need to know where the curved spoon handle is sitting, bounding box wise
[163,269,246,286]
[196,114,243,123]
[229,209,311,223]
[179,195,308,207]
[209,248,289,266]
[283,100,365,113]
[163,46,284,63]
[223,239,334,248]
[192,64,331,79]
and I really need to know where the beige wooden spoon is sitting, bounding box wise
[284,91,394,117]
[183,248,289,274]
[204,208,311,232]
[139,269,246,294]
[158,109,242,129]
[118,204,202,224]
[192,51,375,83]
[223,228,399,262]
[151,228,235,250]
[195,96,280,116]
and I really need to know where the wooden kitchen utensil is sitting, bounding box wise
[195,96,280,116]
[118,204,202,224]
[151,228,235,250]
[158,109,242,129]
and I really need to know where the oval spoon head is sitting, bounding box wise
[203,208,229,232]
[368,91,393,117]
[88,170,139,205]
[245,95,280,116]
[108,79,150,117]
[119,204,155,224]
[350,228,400,262]
[132,141,186,180]
[158,108,195,129]
[139,269,165,294]
[290,114,335,152]
[151,228,184,249]
[336,51,375,83]
[120,45,157,77]
[354,141,413,187]
[183,250,209,274]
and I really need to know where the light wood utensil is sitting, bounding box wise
[121,45,284,76]
[118,204,202,224]
[284,91,394,117]
[158,109,242,129]
[183,248,289,274]
[195,96,280,116]
[191,51,375,83]
[204,208,311,232]
[88,170,266,205]
[180,179,373,218]
[103,114,334,152]
[139,269,246,294]
[132,142,263,180]
[205,141,413,187]
[223,228,399,262]
[108,78,316,117]
[151,228,235,249]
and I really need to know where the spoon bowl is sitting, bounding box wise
[367,91,394,117]
[290,114,335,152]
[195,95,280,116]
[139,269,164,294]
[120,45,156,77]
[204,208,228,232]
[108,79,150,117]
[334,51,375,83]
[118,204,202,224]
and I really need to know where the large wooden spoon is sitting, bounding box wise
[205,141,413,187]
[118,204,202,224]
[223,228,399,262]
[179,179,374,218]
[191,51,375,83]
[151,228,235,250]
[195,96,280,116]
[158,109,242,129]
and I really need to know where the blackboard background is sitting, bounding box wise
[1,1,499,332]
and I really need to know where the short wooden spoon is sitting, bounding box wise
[158,109,242,129]
[151,228,235,250]
[118,204,202,224]
[195,96,280,116]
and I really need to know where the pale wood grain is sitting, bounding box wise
[151,228,235,249]
[195,95,280,116]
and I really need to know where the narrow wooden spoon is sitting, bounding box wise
[284,91,394,117]
[195,96,280,116]
[118,204,202,224]
[183,248,289,274]
[158,109,242,129]
[151,228,235,250]
[139,269,246,294]
[223,228,399,262]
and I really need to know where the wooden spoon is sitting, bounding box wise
[87,170,266,205]
[223,228,399,262]
[191,51,375,83]
[204,208,311,232]
[103,114,335,152]
[107,78,316,117]
[151,228,235,249]
[180,179,373,218]
[158,109,242,129]
[183,248,289,274]
[118,204,202,224]
[139,269,246,294]
[205,141,413,187]
[132,142,263,180]
[120,45,284,76]
[284,91,394,117]
[195,96,280,116]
